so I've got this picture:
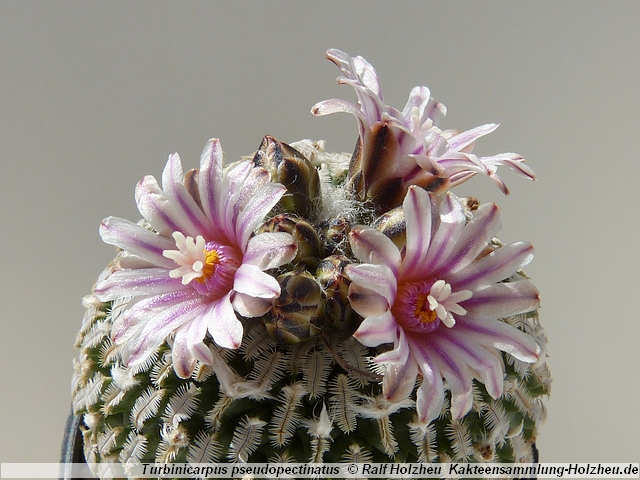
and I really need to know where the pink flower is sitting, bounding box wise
[95,139,297,378]
[312,49,535,199]
[345,186,540,423]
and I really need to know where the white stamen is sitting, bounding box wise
[163,232,208,285]
[427,280,472,328]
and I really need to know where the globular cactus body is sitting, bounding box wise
[71,49,549,480]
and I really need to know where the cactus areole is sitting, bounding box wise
[70,49,549,476]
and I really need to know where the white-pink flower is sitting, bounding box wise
[312,49,535,196]
[95,139,297,378]
[345,186,540,423]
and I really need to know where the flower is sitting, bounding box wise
[94,139,297,378]
[312,49,535,212]
[345,186,540,423]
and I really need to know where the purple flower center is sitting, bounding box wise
[392,279,471,333]
[191,241,241,298]
[393,280,442,334]
[163,232,242,300]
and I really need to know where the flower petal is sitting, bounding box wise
[311,99,364,121]
[347,282,389,317]
[448,242,535,290]
[420,335,474,420]
[436,328,504,400]
[402,86,445,127]
[120,292,207,368]
[197,138,225,240]
[233,264,280,299]
[482,153,536,181]
[446,123,499,153]
[348,226,401,274]
[202,293,244,349]
[172,326,198,379]
[435,202,502,276]
[99,217,176,269]
[135,175,184,237]
[218,161,253,242]
[400,186,432,280]
[161,153,212,237]
[353,310,397,347]
[184,310,214,364]
[408,337,445,424]
[94,268,187,302]
[383,356,419,403]
[462,280,540,317]
[374,327,409,365]
[235,183,287,251]
[455,315,541,363]
[232,292,273,318]
[421,193,466,273]
[242,232,297,270]
[345,263,397,306]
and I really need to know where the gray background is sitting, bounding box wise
[1,1,639,465]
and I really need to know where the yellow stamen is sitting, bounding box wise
[196,249,220,283]
[414,293,437,324]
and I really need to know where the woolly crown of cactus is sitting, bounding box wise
[71,49,550,477]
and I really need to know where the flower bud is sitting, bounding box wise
[372,205,406,250]
[315,255,353,330]
[318,217,351,257]
[253,136,322,220]
[258,214,322,269]
[265,272,324,344]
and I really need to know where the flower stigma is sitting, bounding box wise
[413,293,438,324]
[197,248,220,284]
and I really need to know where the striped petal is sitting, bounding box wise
[242,232,297,270]
[448,242,534,290]
[347,282,389,317]
[99,217,175,269]
[94,267,187,302]
[182,308,215,365]
[197,139,225,240]
[462,280,540,317]
[172,326,198,379]
[345,263,397,307]
[408,337,445,424]
[135,176,184,237]
[218,161,253,242]
[121,292,207,368]
[348,226,401,274]
[446,123,499,153]
[422,336,474,420]
[400,186,432,280]
[383,355,419,403]
[203,293,244,349]
[235,183,287,250]
[353,310,397,347]
[233,264,280,299]
[374,327,409,365]
[435,202,502,276]
[455,315,541,363]
[436,328,504,400]
[161,153,212,237]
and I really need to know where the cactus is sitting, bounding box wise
[71,49,549,478]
